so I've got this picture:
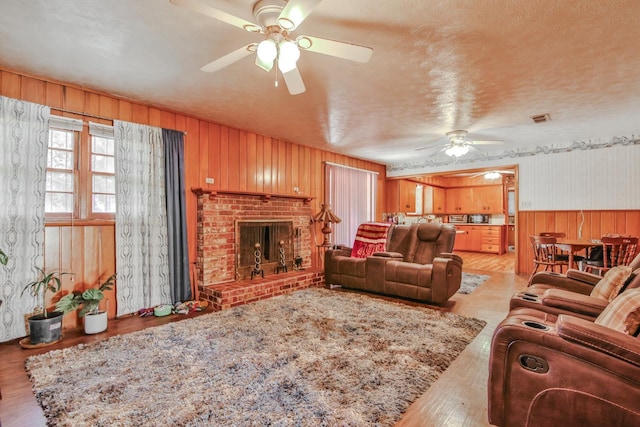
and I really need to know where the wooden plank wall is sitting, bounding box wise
[1,68,386,321]
[517,210,640,274]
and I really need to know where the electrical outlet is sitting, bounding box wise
[205,177,215,184]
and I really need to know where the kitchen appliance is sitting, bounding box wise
[448,214,468,223]
[468,214,490,224]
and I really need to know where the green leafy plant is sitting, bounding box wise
[21,267,72,318]
[56,273,115,317]
[0,248,7,266]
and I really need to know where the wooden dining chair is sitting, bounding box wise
[539,231,585,268]
[528,235,570,285]
[585,236,639,275]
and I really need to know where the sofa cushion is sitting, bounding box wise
[595,288,640,335]
[350,222,393,258]
[384,261,433,287]
[590,265,633,301]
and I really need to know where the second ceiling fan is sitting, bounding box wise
[171,0,373,95]
[417,130,504,158]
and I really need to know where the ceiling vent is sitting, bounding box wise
[530,113,550,123]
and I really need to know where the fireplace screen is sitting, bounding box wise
[236,221,294,280]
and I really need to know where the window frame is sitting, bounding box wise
[45,115,116,223]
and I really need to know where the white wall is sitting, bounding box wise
[518,145,640,210]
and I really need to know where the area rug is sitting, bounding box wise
[458,272,490,294]
[25,288,486,426]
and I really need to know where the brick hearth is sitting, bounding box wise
[199,270,324,311]
[194,190,324,310]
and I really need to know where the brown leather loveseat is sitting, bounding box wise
[324,223,462,304]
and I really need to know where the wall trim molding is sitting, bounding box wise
[388,135,640,173]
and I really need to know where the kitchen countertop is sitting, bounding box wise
[448,223,506,226]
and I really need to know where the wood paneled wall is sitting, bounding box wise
[1,68,386,319]
[516,210,640,274]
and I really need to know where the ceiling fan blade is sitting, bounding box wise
[281,67,306,95]
[470,140,504,145]
[255,55,274,72]
[200,44,255,73]
[299,35,373,63]
[427,146,448,157]
[278,0,322,31]
[170,0,260,32]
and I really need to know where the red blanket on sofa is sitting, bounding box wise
[351,222,393,258]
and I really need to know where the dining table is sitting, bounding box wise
[555,238,601,270]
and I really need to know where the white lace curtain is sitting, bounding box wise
[0,97,50,342]
[114,120,172,316]
[325,162,378,246]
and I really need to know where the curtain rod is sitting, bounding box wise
[50,106,187,134]
[324,161,380,175]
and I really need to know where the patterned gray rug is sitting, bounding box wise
[25,288,486,426]
[458,272,491,294]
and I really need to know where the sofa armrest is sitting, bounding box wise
[430,253,464,303]
[566,269,603,285]
[326,247,352,258]
[557,314,640,367]
[371,251,404,259]
[437,252,463,265]
[540,289,609,318]
[529,271,598,295]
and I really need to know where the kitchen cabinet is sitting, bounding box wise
[399,180,417,213]
[472,185,503,213]
[453,225,505,254]
[453,225,482,252]
[432,186,446,214]
[422,185,446,214]
[446,187,473,213]
[385,179,417,213]
[446,185,503,214]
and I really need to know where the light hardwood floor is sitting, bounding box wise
[0,252,525,427]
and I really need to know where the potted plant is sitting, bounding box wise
[56,273,115,334]
[0,248,7,266]
[21,267,72,345]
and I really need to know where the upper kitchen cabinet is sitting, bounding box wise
[386,179,418,213]
[445,187,474,213]
[472,185,504,213]
[423,185,446,214]
[445,185,504,214]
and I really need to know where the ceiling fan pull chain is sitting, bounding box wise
[275,63,279,87]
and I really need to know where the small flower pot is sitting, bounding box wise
[83,310,108,334]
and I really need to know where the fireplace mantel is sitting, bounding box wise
[191,188,313,204]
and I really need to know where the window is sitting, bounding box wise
[45,116,115,220]
[46,128,76,214]
[90,135,115,213]
[325,162,378,246]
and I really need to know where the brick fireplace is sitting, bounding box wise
[194,190,324,310]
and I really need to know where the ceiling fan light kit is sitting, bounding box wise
[445,144,470,157]
[416,129,505,158]
[171,0,373,95]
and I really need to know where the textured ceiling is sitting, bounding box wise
[1,0,639,171]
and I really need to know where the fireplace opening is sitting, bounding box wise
[236,220,294,280]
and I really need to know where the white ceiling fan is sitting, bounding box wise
[170,0,373,95]
[416,130,504,158]
[469,169,515,180]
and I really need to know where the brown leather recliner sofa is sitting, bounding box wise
[509,254,640,320]
[490,255,640,426]
[324,223,463,304]
[488,307,640,427]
